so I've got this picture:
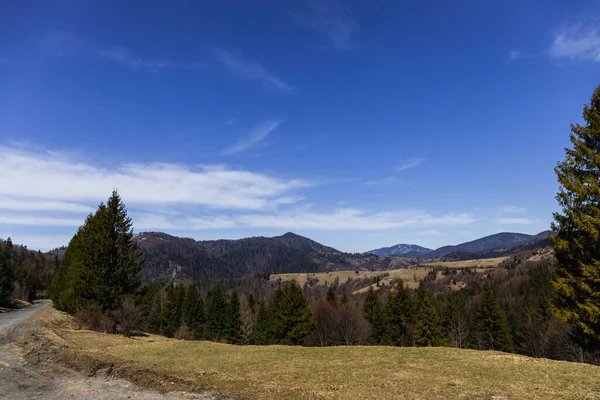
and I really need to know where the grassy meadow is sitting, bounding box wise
[34,307,600,400]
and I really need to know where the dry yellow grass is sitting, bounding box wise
[271,267,432,293]
[418,256,509,269]
[57,329,600,400]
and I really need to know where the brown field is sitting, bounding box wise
[418,256,509,268]
[271,266,432,293]
[30,307,600,400]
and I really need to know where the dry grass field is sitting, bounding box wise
[30,307,600,400]
[418,256,509,268]
[271,267,432,293]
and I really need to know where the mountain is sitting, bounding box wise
[367,244,433,258]
[368,231,553,259]
[135,232,411,285]
[427,232,536,258]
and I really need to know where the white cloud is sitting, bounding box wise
[293,0,359,50]
[418,230,441,236]
[0,215,82,226]
[222,121,281,155]
[98,47,205,71]
[215,49,292,92]
[550,23,600,62]
[397,158,424,172]
[509,50,523,61]
[133,208,475,231]
[0,146,308,211]
[499,206,527,214]
[0,197,93,213]
[497,217,533,225]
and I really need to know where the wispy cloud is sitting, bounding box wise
[41,31,82,57]
[215,49,292,92]
[293,0,359,50]
[550,22,600,62]
[499,206,527,214]
[497,217,534,225]
[0,145,308,211]
[397,158,424,172]
[98,47,205,71]
[222,121,281,155]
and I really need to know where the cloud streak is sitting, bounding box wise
[215,49,292,92]
[397,158,424,172]
[98,47,205,71]
[222,121,281,155]
[293,0,359,49]
[550,23,600,62]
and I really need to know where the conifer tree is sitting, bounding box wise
[415,295,442,347]
[50,191,142,313]
[326,285,337,306]
[225,289,242,344]
[253,300,275,345]
[385,282,416,346]
[363,286,386,344]
[147,291,162,334]
[469,286,513,352]
[204,285,227,340]
[271,281,316,344]
[160,282,179,337]
[0,250,14,305]
[551,84,600,351]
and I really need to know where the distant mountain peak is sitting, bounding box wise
[367,243,433,258]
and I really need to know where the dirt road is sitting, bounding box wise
[0,302,225,399]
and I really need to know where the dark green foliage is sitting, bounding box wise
[363,286,386,344]
[415,295,442,347]
[204,285,227,340]
[270,281,316,344]
[50,191,143,313]
[225,289,242,344]
[147,291,162,334]
[326,285,336,305]
[469,286,513,352]
[385,282,416,346]
[550,84,600,351]
[160,282,180,337]
[0,249,14,305]
[253,300,275,345]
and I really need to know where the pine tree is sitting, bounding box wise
[204,285,227,340]
[225,289,242,344]
[253,300,275,345]
[326,285,337,306]
[415,295,442,347]
[550,84,600,351]
[160,282,179,337]
[271,281,316,344]
[469,286,513,352]
[182,284,199,329]
[0,250,14,305]
[340,290,348,305]
[363,286,386,344]
[50,191,143,313]
[147,291,162,334]
[385,282,416,346]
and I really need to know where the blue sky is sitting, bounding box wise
[1,0,599,252]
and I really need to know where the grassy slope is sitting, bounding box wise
[50,320,600,399]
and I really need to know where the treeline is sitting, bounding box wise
[138,280,317,345]
[0,237,56,306]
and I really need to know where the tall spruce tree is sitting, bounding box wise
[385,282,416,346]
[271,281,316,345]
[550,84,600,351]
[0,250,14,305]
[204,285,227,340]
[50,191,143,313]
[253,300,275,345]
[469,286,513,352]
[363,286,386,344]
[415,295,442,347]
[225,289,242,344]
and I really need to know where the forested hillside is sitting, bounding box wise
[0,238,57,306]
[136,231,409,286]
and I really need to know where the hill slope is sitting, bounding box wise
[136,232,403,285]
[366,244,432,257]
